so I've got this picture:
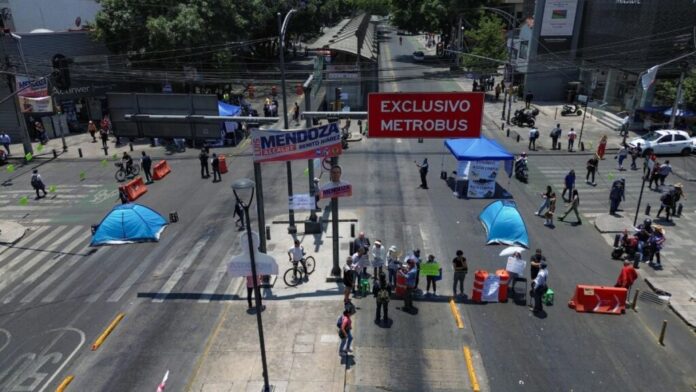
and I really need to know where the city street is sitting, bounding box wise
[0,29,695,392]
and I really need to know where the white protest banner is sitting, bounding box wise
[469,160,499,181]
[19,96,53,113]
[505,257,526,275]
[252,122,342,163]
[467,180,495,198]
[289,193,314,210]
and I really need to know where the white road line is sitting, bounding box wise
[0,227,51,264]
[418,223,432,255]
[85,246,141,303]
[182,233,230,299]
[198,244,239,303]
[0,226,66,276]
[153,237,210,303]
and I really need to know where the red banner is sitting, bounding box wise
[367,92,484,138]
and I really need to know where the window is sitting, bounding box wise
[657,135,673,143]
[673,134,687,141]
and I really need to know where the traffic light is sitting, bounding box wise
[51,54,72,90]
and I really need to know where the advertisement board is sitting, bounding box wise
[540,0,579,37]
[252,123,342,163]
[19,96,53,113]
[288,194,314,211]
[367,92,484,138]
[15,75,49,98]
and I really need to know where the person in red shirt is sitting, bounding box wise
[615,259,638,304]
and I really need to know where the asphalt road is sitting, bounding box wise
[0,29,695,392]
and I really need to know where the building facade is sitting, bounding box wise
[0,0,100,33]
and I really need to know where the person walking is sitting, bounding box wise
[544,192,557,227]
[530,262,548,313]
[670,183,686,217]
[648,161,661,190]
[558,189,582,224]
[246,274,265,310]
[616,144,628,171]
[99,127,109,149]
[550,124,561,150]
[373,272,391,325]
[424,254,439,296]
[30,169,47,199]
[567,128,577,152]
[452,250,468,297]
[211,153,221,182]
[87,121,97,142]
[371,240,386,277]
[586,154,599,185]
[387,246,401,287]
[494,83,501,101]
[199,148,210,179]
[0,131,10,155]
[530,248,546,281]
[656,189,675,221]
[140,151,152,183]
[658,160,672,187]
[401,259,418,313]
[528,126,539,150]
[338,310,353,355]
[615,259,638,304]
[233,201,245,229]
[416,158,429,189]
[343,256,357,302]
[597,135,608,160]
[561,170,575,202]
[536,185,553,216]
[525,90,534,108]
[648,225,666,269]
[609,178,626,215]
[630,143,642,170]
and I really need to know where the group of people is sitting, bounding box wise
[198,148,223,182]
[620,218,667,269]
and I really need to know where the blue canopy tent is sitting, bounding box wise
[445,137,515,177]
[478,200,529,247]
[91,204,168,246]
[218,101,241,116]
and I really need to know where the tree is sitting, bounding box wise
[654,68,696,110]
[461,14,507,74]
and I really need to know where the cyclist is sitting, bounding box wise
[288,239,307,279]
[122,152,134,175]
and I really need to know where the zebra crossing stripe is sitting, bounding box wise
[153,237,210,303]
[198,243,240,304]
[0,227,51,264]
[0,226,67,287]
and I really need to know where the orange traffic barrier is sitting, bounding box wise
[395,272,407,298]
[472,270,488,303]
[219,155,228,174]
[496,269,509,302]
[152,160,171,181]
[568,285,627,314]
[121,177,147,201]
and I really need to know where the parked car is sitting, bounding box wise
[412,51,424,61]
[628,129,693,156]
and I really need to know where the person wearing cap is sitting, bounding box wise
[371,240,386,277]
[386,245,401,286]
[400,258,418,312]
[530,262,548,313]
[615,258,638,303]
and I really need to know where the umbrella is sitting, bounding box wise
[499,246,527,257]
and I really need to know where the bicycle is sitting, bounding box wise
[115,162,140,182]
[283,256,316,287]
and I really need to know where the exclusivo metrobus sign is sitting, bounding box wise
[367,92,484,138]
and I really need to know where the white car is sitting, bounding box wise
[628,129,693,156]
[412,51,424,61]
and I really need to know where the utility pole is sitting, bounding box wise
[1,37,33,155]
[279,11,298,234]
[303,75,318,223]
[668,62,688,129]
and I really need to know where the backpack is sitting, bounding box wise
[30,175,40,188]
[377,287,390,304]
[336,315,343,328]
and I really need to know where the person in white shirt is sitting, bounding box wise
[371,240,386,277]
[531,262,548,313]
[386,245,401,286]
[287,239,306,279]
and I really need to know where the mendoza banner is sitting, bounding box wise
[252,123,342,163]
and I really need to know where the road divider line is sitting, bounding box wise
[91,313,125,351]
[463,346,481,392]
[55,375,74,392]
[449,297,464,329]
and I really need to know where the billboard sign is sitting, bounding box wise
[367,92,484,138]
[540,0,579,37]
[252,123,342,163]
[16,75,49,98]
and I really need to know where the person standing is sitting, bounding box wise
[452,250,468,297]
[494,83,501,101]
[0,131,10,155]
[246,275,264,310]
[338,310,353,355]
[87,121,97,142]
[550,124,561,150]
[658,160,672,187]
[536,185,553,216]
[558,189,582,224]
[118,187,129,204]
[670,184,686,217]
[561,170,575,202]
[343,257,357,302]
[586,154,599,185]
[528,126,539,150]
[544,192,557,227]
[352,247,369,280]
[609,178,626,215]
[387,246,401,286]
[597,135,608,160]
[530,249,546,281]
[30,169,47,199]
[371,240,386,277]
[199,148,210,179]
[140,151,152,183]
[35,121,48,144]
[615,259,638,303]
[424,254,439,296]
[211,153,221,183]
[648,161,661,190]
[416,158,429,189]
[373,272,391,325]
[567,128,577,152]
[401,259,418,312]
[353,232,371,256]
[648,225,666,269]
[656,189,674,221]
[616,144,628,171]
[288,239,307,280]
[630,143,642,170]
[525,90,534,108]
[530,262,548,313]
[99,127,109,149]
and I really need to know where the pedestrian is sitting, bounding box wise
[586,154,599,185]
[656,189,675,221]
[199,148,210,178]
[246,274,265,310]
[648,225,666,269]
[670,183,686,217]
[597,135,608,160]
[416,158,429,189]
[648,160,661,190]
[411,249,422,290]
[473,80,479,92]
[615,259,638,304]
[616,144,628,171]
[609,178,626,215]
[530,262,548,313]
[343,256,357,302]
[338,310,353,355]
[644,152,656,176]
[118,187,129,204]
[494,83,501,101]
[100,127,109,149]
[561,169,575,202]
[528,126,539,150]
[544,192,556,226]
[140,151,152,183]
[211,153,221,182]
[387,245,401,287]
[30,169,47,199]
[567,128,577,152]
[525,90,533,108]
[558,189,581,224]
[342,118,351,134]
[452,250,468,297]
[529,249,546,281]
[87,121,97,142]
[293,102,300,125]
[352,246,369,281]
[658,160,672,187]
[630,143,642,170]
[353,232,371,256]
[400,259,418,313]
[0,131,10,155]
[550,124,561,150]
[507,251,524,292]
[424,254,439,296]
[373,272,391,325]
[233,201,245,229]
[370,240,386,277]
[35,121,48,144]
[536,185,553,216]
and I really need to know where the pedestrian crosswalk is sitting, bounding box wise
[0,224,244,306]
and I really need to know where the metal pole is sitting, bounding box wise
[1,39,33,155]
[279,11,296,234]
[254,162,267,252]
[633,173,648,227]
[668,70,685,129]
[305,82,317,222]
[330,157,341,277]
[242,203,272,392]
[578,99,589,150]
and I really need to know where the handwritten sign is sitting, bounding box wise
[505,257,526,275]
[420,262,441,276]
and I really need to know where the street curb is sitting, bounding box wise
[593,220,627,234]
[643,277,696,331]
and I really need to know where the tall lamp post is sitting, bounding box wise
[481,7,517,125]
[279,10,298,234]
[231,178,272,392]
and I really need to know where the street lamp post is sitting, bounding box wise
[481,7,517,125]
[231,178,272,392]
[4,33,33,155]
[279,10,298,234]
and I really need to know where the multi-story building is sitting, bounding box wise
[0,0,100,33]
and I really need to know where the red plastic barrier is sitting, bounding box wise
[395,272,407,298]
[122,177,147,201]
[568,285,627,314]
[219,155,228,174]
[496,269,509,302]
[472,270,488,303]
[152,160,171,180]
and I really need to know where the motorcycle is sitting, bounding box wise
[514,159,528,183]
[561,104,583,116]
[511,108,538,127]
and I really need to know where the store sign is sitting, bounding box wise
[540,0,579,37]
[367,92,484,138]
[252,123,342,163]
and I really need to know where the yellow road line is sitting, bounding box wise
[463,346,481,392]
[449,297,464,329]
[91,313,125,351]
[55,375,74,392]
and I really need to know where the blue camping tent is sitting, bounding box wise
[91,204,168,246]
[218,101,241,116]
[478,200,529,247]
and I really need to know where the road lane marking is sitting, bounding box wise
[0,226,68,291]
[463,346,481,392]
[449,298,464,329]
[153,236,210,303]
[91,313,125,351]
[55,375,74,392]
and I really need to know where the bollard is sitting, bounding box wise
[52,149,58,158]
[501,122,505,130]
[129,143,134,152]
[645,204,651,216]
[265,225,271,241]
[103,146,109,156]
[658,320,667,345]
[78,148,83,158]
[516,134,520,143]
[631,289,639,311]
[506,128,510,137]
[554,107,558,120]
[676,203,683,217]
[351,223,355,238]
[613,234,621,248]
[580,142,585,151]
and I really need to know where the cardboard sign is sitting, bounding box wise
[252,123,342,163]
[419,262,441,276]
[482,275,500,302]
[505,257,526,275]
[289,193,314,210]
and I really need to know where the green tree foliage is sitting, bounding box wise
[461,14,507,74]
[655,68,696,109]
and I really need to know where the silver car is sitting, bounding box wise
[628,129,693,156]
